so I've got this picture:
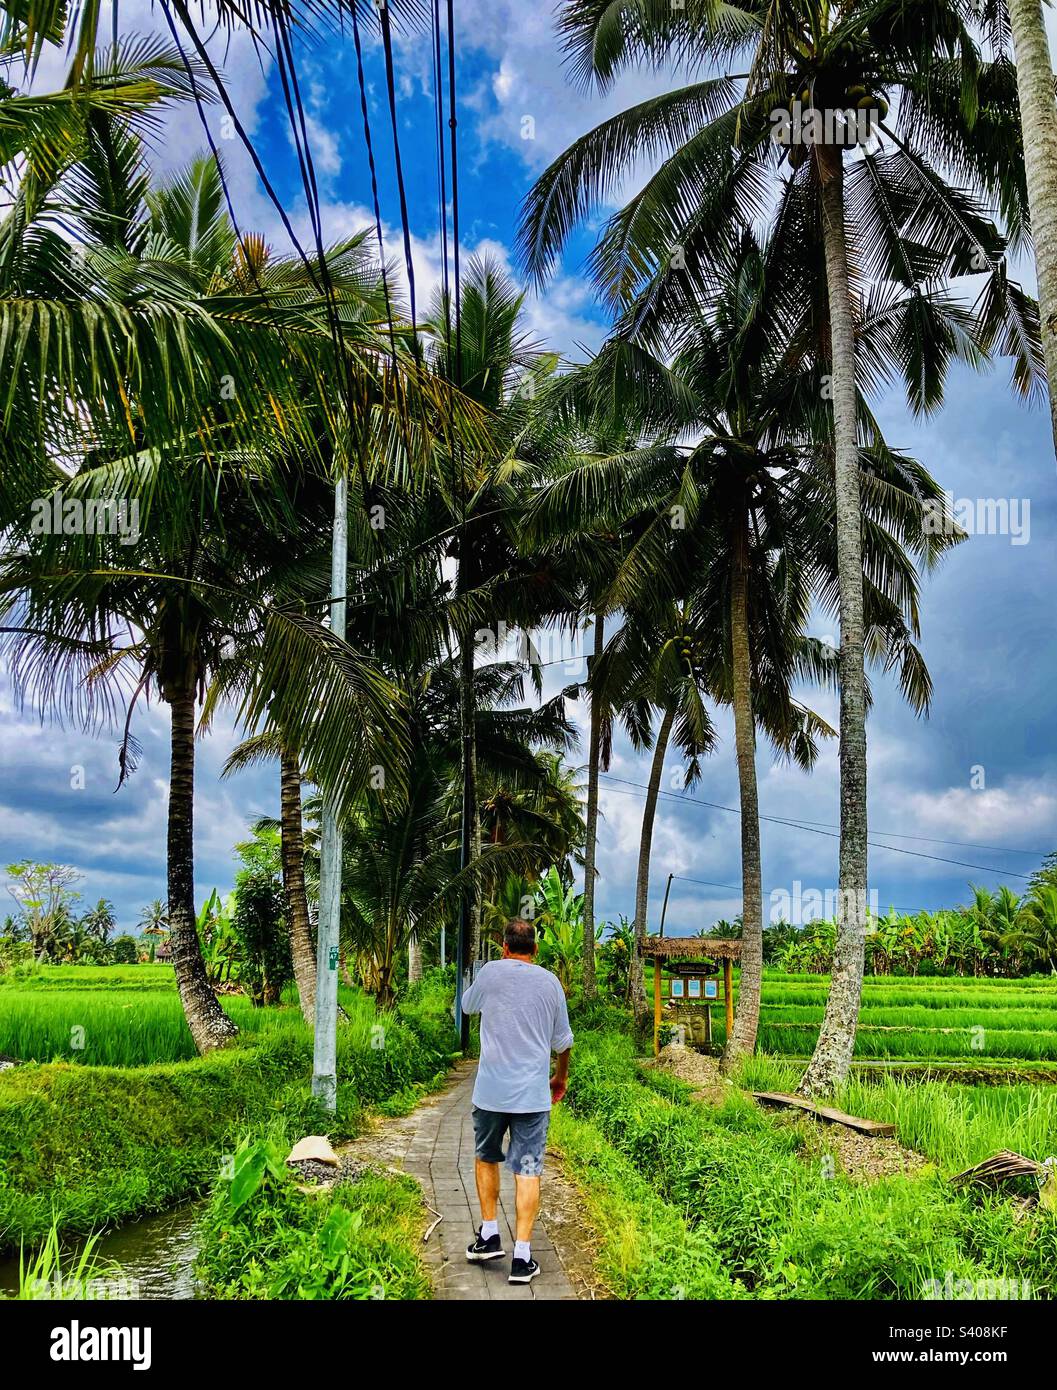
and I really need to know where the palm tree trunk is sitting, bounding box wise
[799,146,869,1099]
[724,515,763,1065]
[167,688,237,1053]
[1008,0,1057,458]
[280,745,315,1024]
[630,705,674,1021]
[408,934,423,985]
[581,612,604,998]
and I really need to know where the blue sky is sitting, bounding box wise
[3,2,1055,939]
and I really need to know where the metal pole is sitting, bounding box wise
[659,872,674,937]
[312,473,347,1110]
[454,626,473,1050]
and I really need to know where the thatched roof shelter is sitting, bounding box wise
[640,936,742,960]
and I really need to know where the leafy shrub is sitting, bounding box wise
[195,1136,429,1300]
[231,870,292,1006]
[549,1105,741,1300]
[109,936,139,965]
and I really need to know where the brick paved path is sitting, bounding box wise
[400,1062,577,1301]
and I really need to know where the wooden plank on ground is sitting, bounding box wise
[752,1091,896,1137]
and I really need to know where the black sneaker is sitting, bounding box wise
[466,1229,506,1262]
[508,1256,541,1285]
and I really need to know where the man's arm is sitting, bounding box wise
[550,1048,571,1104]
[549,986,574,1102]
[461,962,486,1015]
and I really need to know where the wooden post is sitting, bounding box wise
[653,955,662,1056]
[704,1002,712,1047]
[723,957,733,1041]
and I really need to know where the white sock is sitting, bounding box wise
[481,1220,499,1240]
[514,1240,531,1263]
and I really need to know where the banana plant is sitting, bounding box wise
[196,889,240,986]
[534,866,586,996]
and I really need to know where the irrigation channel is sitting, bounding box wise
[0,1203,204,1300]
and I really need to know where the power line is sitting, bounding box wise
[379,0,417,327]
[350,0,402,383]
[669,875,937,918]
[758,812,1047,858]
[596,775,1037,880]
[431,0,450,313]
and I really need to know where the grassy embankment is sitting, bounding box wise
[0,966,455,1265]
[550,1010,1057,1301]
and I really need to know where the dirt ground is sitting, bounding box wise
[642,1041,739,1104]
[540,1146,611,1299]
[779,1112,931,1181]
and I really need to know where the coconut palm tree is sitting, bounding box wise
[220,731,318,1023]
[137,899,169,934]
[597,601,716,1021]
[1005,0,1057,456]
[1,133,412,1049]
[526,219,964,1057]
[519,0,1040,1093]
[420,254,575,967]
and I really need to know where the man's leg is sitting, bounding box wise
[475,1156,501,1224]
[513,1174,540,1244]
[507,1112,549,1281]
[467,1107,507,1260]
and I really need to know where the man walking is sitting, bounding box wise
[461,917,574,1284]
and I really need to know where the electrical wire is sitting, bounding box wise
[379,0,417,328]
[596,775,1037,879]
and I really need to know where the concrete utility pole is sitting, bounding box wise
[312,473,347,1110]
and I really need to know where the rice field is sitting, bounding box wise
[744,971,1057,1063]
[6,964,1057,1071]
[735,1053,1057,1168]
[0,967,380,1067]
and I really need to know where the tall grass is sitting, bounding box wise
[566,1027,1057,1299]
[0,976,455,1248]
[735,1053,1057,1170]
[0,978,399,1068]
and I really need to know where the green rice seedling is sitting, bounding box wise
[12,1223,123,1300]
[734,1055,1057,1171]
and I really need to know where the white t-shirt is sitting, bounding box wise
[461,958,574,1113]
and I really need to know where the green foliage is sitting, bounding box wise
[549,1104,741,1300]
[0,976,454,1248]
[195,1136,430,1300]
[109,935,139,965]
[596,917,634,1002]
[562,1024,1057,1300]
[534,865,585,994]
[196,889,241,987]
[774,883,1057,978]
[231,869,292,1007]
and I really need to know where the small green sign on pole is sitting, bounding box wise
[328,946,339,971]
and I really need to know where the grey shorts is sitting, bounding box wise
[471,1106,550,1177]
